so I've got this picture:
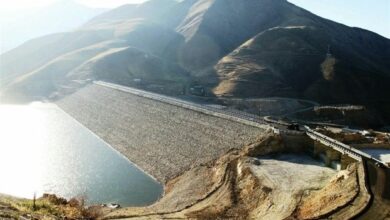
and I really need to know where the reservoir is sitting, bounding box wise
[0,103,163,206]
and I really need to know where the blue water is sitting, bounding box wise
[0,103,162,206]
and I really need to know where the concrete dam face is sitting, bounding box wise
[57,83,265,183]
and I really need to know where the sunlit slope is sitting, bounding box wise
[0,40,126,100]
[0,19,187,100]
[0,0,183,93]
[176,0,293,71]
[214,25,390,104]
[0,30,113,86]
[67,46,189,85]
[0,0,389,119]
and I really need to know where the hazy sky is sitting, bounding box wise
[0,0,388,37]
[0,0,145,10]
[289,0,390,38]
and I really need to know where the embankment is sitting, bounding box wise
[104,133,372,220]
[56,83,265,183]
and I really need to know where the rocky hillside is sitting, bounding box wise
[104,134,375,219]
[1,0,389,119]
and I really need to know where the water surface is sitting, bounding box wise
[0,103,162,206]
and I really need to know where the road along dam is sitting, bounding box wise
[56,82,268,183]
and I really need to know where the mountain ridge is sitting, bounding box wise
[1,0,389,122]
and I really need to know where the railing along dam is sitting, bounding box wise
[94,81,389,169]
[59,81,389,216]
[304,126,389,168]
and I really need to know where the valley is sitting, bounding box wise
[1,0,389,125]
[0,0,389,219]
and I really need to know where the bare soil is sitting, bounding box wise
[104,133,371,220]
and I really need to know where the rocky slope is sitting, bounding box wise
[1,0,389,120]
[57,83,264,183]
[1,132,388,219]
[103,133,373,220]
[214,24,390,102]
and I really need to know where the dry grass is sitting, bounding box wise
[0,194,103,220]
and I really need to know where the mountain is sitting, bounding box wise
[86,0,177,26]
[0,0,106,54]
[0,0,389,121]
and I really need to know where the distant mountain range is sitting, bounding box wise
[1,0,389,122]
[0,0,106,54]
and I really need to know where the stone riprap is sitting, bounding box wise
[57,84,265,183]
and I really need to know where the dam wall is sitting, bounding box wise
[57,84,266,183]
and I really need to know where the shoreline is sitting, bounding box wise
[55,104,163,187]
[56,84,265,183]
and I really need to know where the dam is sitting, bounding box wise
[57,82,266,183]
[1,81,388,218]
